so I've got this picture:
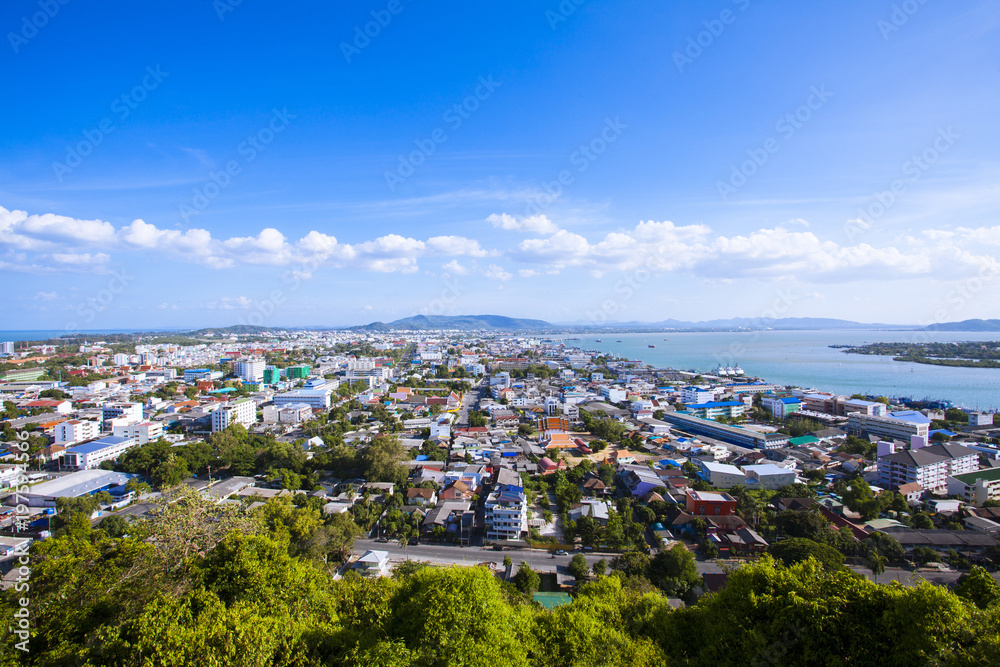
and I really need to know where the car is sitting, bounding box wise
[492,545,505,551]
[554,550,568,556]
[374,537,389,543]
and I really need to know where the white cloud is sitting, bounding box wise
[51,252,110,265]
[484,264,512,281]
[426,235,489,257]
[35,291,58,301]
[487,212,559,235]
[442,259,472,275]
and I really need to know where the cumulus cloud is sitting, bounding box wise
[442,259,472,275]
[484,264,512,281]
[487,212,559,235]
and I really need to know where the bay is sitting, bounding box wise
[557,330,1000,411]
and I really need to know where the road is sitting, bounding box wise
[350,539,971,587]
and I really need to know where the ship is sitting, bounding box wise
[595,339,603,342]
[648,344,656,348]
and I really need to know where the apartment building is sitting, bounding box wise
[848,411,929,440]
[272,388,331,410]
[211,398,257,432]
[102,402,143,424]
[948,468,1000,506]
[686,401,747,420]
[235,359,265,383]
[112,421,164,444]
[877,442,979,492]
[485,483,528,541]
[54,419,101,444]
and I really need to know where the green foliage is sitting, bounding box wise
[954,566,1000,609]
[769,538,845,572]
[512,561,540,595]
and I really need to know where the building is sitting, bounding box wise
[700,461,746,488]
[849,411,930,440]
[743,463,797,490]
[761,395,802,419]
[12,469,137,508]
[948,468,1000,506]
[686,490,737,516]
[263,367,280,384]
[685,401,746,420]
[272,389,331,410]
[24,399,73,414]
[211,398,257,432]
[0,367,46,382]
[112,421,164,444]
[354,550,390,577]
[102,402,143,424]
[485,483,528,541]
[54,419,101,445]
[235,359,265,383]
[663,412,789,449]
[0,341,14,355]
[286,365,310,379]
[183,368,223,382]
[681,386,716,404]
[63,436,137,470]
[877,442,979,493]
[601,386,627,403]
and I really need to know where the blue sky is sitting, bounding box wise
[2,0,999,330]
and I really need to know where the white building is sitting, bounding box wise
[948,468,1000,506]
[235,359,265,383]
[272,389,331,410]
[700,461,745,488]
[485,483,528,541]
[0,341,14,355]
[63,436,138,470]
[743,463,797,490]
[681,386,716,404]
[54,419,101,445]
[848,411,929,440]
[112,421,164,445]
[102,402,143,425]
[601,386,627,403]
[877,442,979,493]
[211,398,257,432]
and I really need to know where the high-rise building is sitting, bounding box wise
[235,359,265,383]
[263,367,280,384]
[286,365,310,379]
[211,398,257,432]
[0,341,14,355]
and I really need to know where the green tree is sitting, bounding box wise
[769,537,845,572]
[568,553,590,581]
[592,558,607,577]
[955,566,1000,609]
[511,561,540,595]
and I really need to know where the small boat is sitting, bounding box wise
[616,340,622,342]
[648,344,656,348]
[595,339,603,342]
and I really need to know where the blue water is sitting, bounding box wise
[559,330,1000,411]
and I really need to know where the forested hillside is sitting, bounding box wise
[4,488,1000,666]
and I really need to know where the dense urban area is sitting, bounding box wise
[2,328,1000,665]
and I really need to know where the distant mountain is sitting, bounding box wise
[186,324,286,336]
[561,317,916,331]
[924,319,1000,332]
[352,314,555,332]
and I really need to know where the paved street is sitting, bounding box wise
[350,539,970,587]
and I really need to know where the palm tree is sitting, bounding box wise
[867,553,888,584]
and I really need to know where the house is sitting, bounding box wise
[354,550,390,577]
[485,484,528,541]
[742,463,797,490]
[538,457,566,475]
[714,526,769,555]
[405,487,438,506]
[897,481,924,504]
[622,468,663,497]
[699,461,744,488]
[686,490,737,517]
[439,480,474,501]
[582,477,608,497]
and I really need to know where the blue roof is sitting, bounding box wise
[67,436,131,454]
[889,410,932,424]
[414,454,429,461]
[779,397,801,404]
[929,429,958,437]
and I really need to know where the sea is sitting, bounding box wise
[0,330,142,342]
[555,330,1000,411]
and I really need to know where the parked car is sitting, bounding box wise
[555,550,568,556]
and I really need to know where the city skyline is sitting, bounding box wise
[2,1,999,328]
